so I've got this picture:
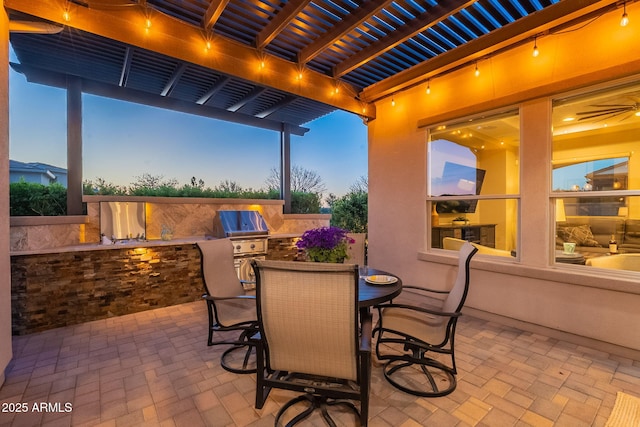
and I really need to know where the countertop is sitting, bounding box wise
[10,233,301,256]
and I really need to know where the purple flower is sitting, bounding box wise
[296,226,354,250]
[296,226,356,262]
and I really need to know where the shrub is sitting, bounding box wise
[330,191,368,233]
[10,181,67,216]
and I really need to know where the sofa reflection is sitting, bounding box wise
[556,216,640,256]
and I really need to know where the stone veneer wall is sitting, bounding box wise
[267,237,300,261]
[11,243,203,335]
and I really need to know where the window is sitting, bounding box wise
[552,79,640,270]
[427,110,520,257]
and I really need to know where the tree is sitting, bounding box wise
[215,180,244,193]
[130,173,179,191]
[349,175,368,193]
[265,165,326,194]
[330,190,368,234]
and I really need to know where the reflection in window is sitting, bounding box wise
[428,110,520,256]
[552,78,640,272]
[553,157,628,192]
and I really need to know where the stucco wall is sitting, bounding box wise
[367,4,640,353]
[0,9,11,386]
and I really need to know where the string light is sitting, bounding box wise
[474,62,480,77]
[532,37,539,57]
[426,80,431,95]
[621,1,629,27]
[63,2,71,22]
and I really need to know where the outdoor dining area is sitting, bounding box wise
[2,237,640,426]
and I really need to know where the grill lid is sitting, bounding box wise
[214,210,269,237]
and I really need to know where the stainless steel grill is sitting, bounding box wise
[214,210,270,282]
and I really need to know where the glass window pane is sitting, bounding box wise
[428,110,520,257]
[432,199,518,257]
[553,79,640,272]
[428,110,520,197]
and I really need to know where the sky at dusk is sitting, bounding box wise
[8,47,368,198]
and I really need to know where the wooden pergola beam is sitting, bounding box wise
[360,0,619,102]
[5,0,375,120]
[255,0,311,50]
[297,0,394,65]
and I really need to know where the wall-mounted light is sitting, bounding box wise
[621,1,629,27]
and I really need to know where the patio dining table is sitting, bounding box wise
[357,266,403,310]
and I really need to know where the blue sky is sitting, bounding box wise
[8,48,368,198]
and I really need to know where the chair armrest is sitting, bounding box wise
[402,285,450,295]
[379,302,460,319]
[360,312,373,353]
[202,294,256,301]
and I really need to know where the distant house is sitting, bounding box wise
[9,160,68,188]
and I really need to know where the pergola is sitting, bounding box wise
[4,0,622,212]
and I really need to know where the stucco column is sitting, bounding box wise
[0,6,13,386]
[520,98,553,266]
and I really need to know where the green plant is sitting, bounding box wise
[10,181,67,216]
[330,191,368,234]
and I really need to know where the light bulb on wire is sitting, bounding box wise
[426,80,431,95]
[391,96,395,107]
[474,62,480,77]
[621,1,629,26]
[532,37,539,57]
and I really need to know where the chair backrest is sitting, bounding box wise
[197,239,255,326]
[442,242,478,314]
[197,239,243,298]
[253,260,360,381]
[347,233,366,266]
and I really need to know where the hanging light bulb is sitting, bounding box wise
[426,80,431,95]
[621,1,629,26]
[145,17,152,29]
[474,62,480,77]
[391,96,395,107]
[532,37,539,57]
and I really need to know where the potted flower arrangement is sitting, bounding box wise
[296,226,355,263]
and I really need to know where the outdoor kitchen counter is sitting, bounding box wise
[9,236,212,256]
[10,234,302,256]
[10,235,305,335]
[10,239,209,335]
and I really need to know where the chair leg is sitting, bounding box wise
[220,344,256,374]
[275,394,362,427]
